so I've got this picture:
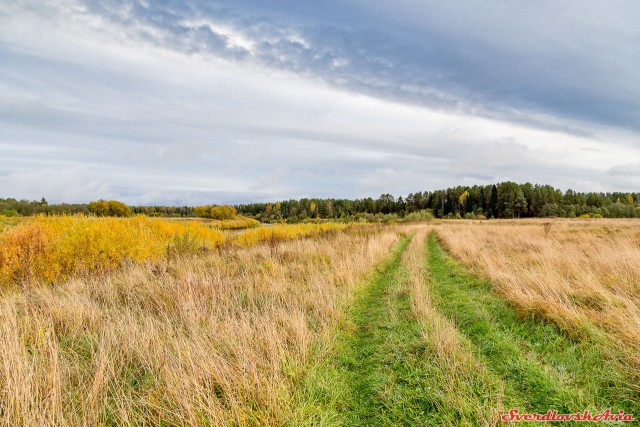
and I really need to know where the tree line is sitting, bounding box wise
[2,182,639,220]
[0,198,196,217]
[0,198,90,217]
[236,182,640,222]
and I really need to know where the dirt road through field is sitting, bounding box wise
[293,227,639,426]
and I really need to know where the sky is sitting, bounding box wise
[1,0,639,205]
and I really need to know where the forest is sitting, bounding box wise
[238,182,640,221]
[2,182,639,221]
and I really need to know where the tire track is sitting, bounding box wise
[426,231,639,420]
[296,230,503,426]
[293,228,637,426]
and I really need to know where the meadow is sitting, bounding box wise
[0,216,639,425]
[436,219,640,367]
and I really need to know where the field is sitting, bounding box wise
[0,216,639,425]
[436,219,640,368]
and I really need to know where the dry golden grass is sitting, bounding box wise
[166,216,260,230]
[208,217,260,230]
[405,229,504,426]
[0,226,398,426]
[0,215,23,232]
[4,216,638,424]
[435,218,640,366]
[232,223,349,247]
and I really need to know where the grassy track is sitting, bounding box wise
[295,232,499,426]
[331,234,432,425]
[294,235,446,426]
[292,229,638,426]
[427,232,640,419]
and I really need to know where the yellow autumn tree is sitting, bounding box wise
[194,205,237,219]
[88,200,109,216]
[194,205,212,218]
[458,191,469,212]
[210,205,237,220]
[88,200,131,217]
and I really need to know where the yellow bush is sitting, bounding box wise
[0,217,354,287]
[208,217,260,230]
[194,205,237,219]
[0,216,225,286]
[87,200,132,217]
[579,213,603,218]
[232,223,348,247]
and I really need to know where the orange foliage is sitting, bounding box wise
[0,217,354,287]
[0,215,225,286]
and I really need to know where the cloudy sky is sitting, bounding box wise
[1,0,639,205]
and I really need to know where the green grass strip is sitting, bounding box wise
[426,232,639,418]
[293,232,506,426]
[293,235,454,426]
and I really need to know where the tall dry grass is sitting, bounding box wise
[166,216,260,230]
[0,226,398,426]
[435,219,640,367]
[0,215,22,232]
[232,223,349,247]
[405,229,503,425]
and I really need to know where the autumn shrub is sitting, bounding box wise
[87,200,132,217]
[401,209,435,222]
[0,217,353,287]
[0,215,225,287]
[579,213,603,218]
[208,217,260,230]
[194,205,238,219]
[232,223,349,247]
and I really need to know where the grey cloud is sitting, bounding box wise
[608,163,640,177]
[2,0,640,204]
[72,0,640,136]
[0,167,115,202]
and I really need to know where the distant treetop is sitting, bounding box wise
[88,200,132,217]
[194,205,238,220]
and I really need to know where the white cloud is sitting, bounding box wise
[358,168,427,194]
[1,0,640,204]
[180,18,257,53]
[0,167,113,203]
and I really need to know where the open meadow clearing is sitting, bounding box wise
[0,216,639,425]
[5,1,640,424]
